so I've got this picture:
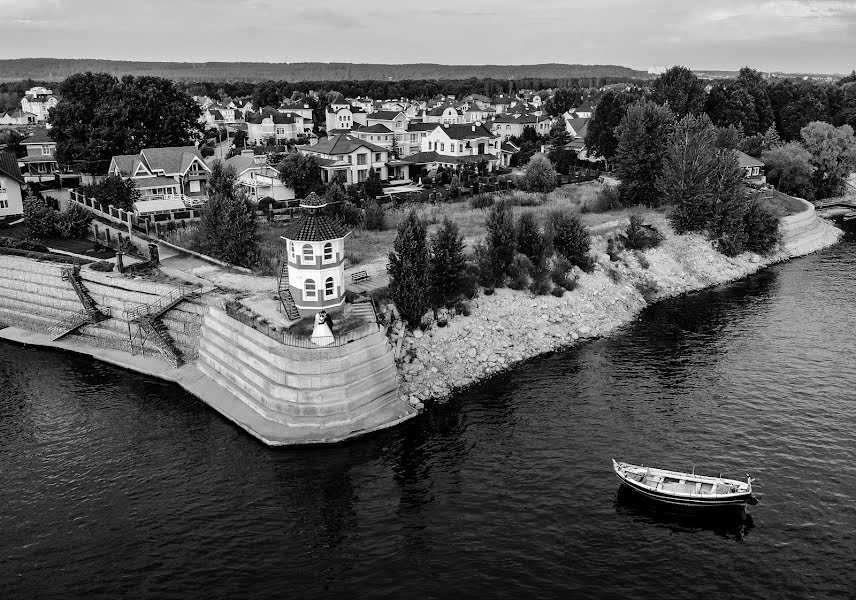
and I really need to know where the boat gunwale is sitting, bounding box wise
[612,460,753,501]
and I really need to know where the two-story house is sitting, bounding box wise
[246,109,306,145]
[0,151,25,224]
[324,104,367,133]
[300,134,388,185]
[108,146,211,205]
[225,151,295,202]
[279,103,314,133]
[351,124,396,151]
[0,110,37,126]
[423,104,463,125]
[20,87,58,122]
[490,114,552,140]
[394,123,501,180]
[18,128,58,183]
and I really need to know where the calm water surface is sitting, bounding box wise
[2,224,855,599]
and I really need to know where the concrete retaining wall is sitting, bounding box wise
[778,197,843,257]
[198,305,404,430]
[0,254,206,361]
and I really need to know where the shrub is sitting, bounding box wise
[584,185,622,213]
[0,237,49,252]
[429,217,467,308]
[363,201,386,231]
[522,153,559,193]
[516,212,546,268]
[55,203,94,239]
[89,260,114,272]
[546,210,593,272]
[448,175,461,198]
[606,237,623,262]
[507,253,532,290]
[79,174,141,211]
[24,198,58,240]
[550,256,578,290]
[529,272,553,296]
[470,193,494,210]
[620,214,664,251]
[743,198,781,255]
[635,250,651,269]
[550,286,566,297]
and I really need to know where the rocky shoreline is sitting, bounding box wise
[390,213,844,411]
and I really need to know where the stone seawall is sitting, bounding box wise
[198,305,415,436]
[0,254,207,361]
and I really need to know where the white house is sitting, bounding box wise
[423,104,463,125]
[246,109,306,145]
[0,151,25,224]
[225,151,295,202]
[0,110,37,126]
[490,114,553,140]
[108,146,211,204]
[20,87,58,122]
[300,134,389,184]
[392,123,501,180]
[279,102,314,132]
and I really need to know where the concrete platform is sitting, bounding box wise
[0,326,418,447]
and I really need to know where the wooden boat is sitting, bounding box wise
[612,460,754,507]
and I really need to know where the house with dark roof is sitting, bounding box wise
[0,151,25,223]
[735,150,766,185]
[351,124,396,150]
[18,128,59,183]
[389,123,502,181]
[107,146,211,204]
[489,113,553,140]
[565,117,590,140]
[0,110,37,126]
[279,102,314,130]
[422,104,462,125]
[300,134,389,184]
[246,109,307,145]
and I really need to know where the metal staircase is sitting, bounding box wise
[48,267,110,341]
[124,286,195,367]
[277,261,301,321]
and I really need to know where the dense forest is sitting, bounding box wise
[0,59,648,83]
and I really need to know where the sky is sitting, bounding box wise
[1,0,854,74]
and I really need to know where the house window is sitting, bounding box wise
[358,170,367,182]
[189,180,201,193]
[396,121,402,128]
[302,244,314,262]
[325,277,335,297]
[41,145,52,155]
[289,241,294,259]
[440,143,445,152]
[374,153,381,162]
[357,153,367,165]
[428,142,433,150]
[0,199,7,209]
[304,279,316,299]
[323,242,333,261]
[0,177,6,194]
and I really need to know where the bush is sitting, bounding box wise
[743,198,781,255]
[582,185,622,213]
[516,212,546,268]
[550,286,566,297]
[24,198,58,240]
[470,193,494,210]
[620,214,664,251]
[545,210,593,272]
[606,237,623,262]
[508,253,532,290]
[89,260,114,272]
[0,237,49,252]
[55,203,94,239]
[522,153,558,193]
[635,279,660,303]
[635,250,651,269]
[448,175,461,198]
[484,199,517,287]
[529,272,553,296]
[363,201,386,231]
[550,256,578,290]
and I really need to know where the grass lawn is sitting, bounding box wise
[0,224,115,259]
[755,190,807,217]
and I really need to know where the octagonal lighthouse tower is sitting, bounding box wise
[280,193,351,318]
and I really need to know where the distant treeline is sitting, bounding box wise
[0,59,650,83]
[182,76,650,105]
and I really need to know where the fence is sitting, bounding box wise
[69,189,203,235]
[224,300,379,349]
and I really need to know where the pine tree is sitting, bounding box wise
[515,212,546,269]
[428,217,466,308]
[485,198,517,287]
[388,210,430,327]
[546,210,592,271]
[614,100,677,206]
[364,167,384,199]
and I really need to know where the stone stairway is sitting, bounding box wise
[62,267,107,321]
[346,301,377,323]
[277,262,301,321]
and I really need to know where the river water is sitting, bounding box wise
[2,224,855,599]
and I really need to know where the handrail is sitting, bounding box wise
[48,310,90,337]
[124,286,191,321]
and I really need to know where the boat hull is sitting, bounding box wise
[616,476,753,507]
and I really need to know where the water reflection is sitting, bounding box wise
[613,486,755,542]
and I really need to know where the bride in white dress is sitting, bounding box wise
[310,310,334,346]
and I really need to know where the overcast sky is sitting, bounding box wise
[1,0,854,73]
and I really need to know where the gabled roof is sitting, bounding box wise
[307,134,387,156]
[329,92,347,105]
[577,100,595,112]
[0,151,24,184]
[22,128,54,145]
[208,109,224,120]
[566,117,590,137]
[434,123,497,140]
[427,104,456,116]
[246,109,296,125]
[368,110,405,121]
[735,150,765,168]
[406,122,438,132]
[353,123,394,134]
[140,146,209,176]
[110,154,146,177]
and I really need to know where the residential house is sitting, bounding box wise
[351,124,396,151]
[246,109,306,145]
[20,87,58,122]
[735,150,766,185]
[225,150,295,202]
[229,98,255,117]
[324,103,368,132]
[0,151,25,223]
[490,95,513,114]
[0,110,37,126]
[108,146,211,204]
[18,128,59,183]
[465,103,495,123]
[565,117,590,140]
[399,122,436,157]
[423,104,463,125]
[571,100,595,119]
[393,123,501,181]
[500,141,519,168]
[490,113,552,140]
[300,134,389,184]
[279,102,314,133]
[366,111,409,152]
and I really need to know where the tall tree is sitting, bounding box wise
[762,142,815,201]
[522,153,558,193]
[276,152,321,198]
[584,91,637,165]
[388,210,430,327]
[614,100,677,206]
[485,199,517,287]
[49,72,202,174]
[545,87,582,117]
[197,162,258,267]
[516,212,546,269]
[428,217,466,308]
[364,167,383,199]
[800,121,856,199]
[652,66,706,118]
